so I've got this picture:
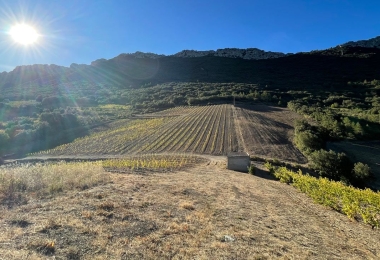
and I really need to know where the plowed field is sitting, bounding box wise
[235,104,306,163]
[35,104,306,163]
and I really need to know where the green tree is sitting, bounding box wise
[309,150,353,181]
[352,162,371,181]
[294,130,323,154]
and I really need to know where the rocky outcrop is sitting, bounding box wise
[173,48,287,60]
[342,36,380,48]
[116,52,164,59]
[70,63,89,70]
[172,50,215,58]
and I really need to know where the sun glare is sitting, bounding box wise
[10,24,39,45]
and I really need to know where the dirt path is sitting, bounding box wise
[232,105,247,153]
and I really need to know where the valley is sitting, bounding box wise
[0,34,380,259]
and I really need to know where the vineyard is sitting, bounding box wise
[270,165,380,228]
[102,154,204,173]
[33,104,304,162]
[35,105,239,156]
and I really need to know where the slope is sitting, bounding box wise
[0,158,379,259]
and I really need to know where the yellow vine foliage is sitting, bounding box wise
[102,155,196,170]
[272,166,380,228]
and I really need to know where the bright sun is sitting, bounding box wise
[10,24,39,45]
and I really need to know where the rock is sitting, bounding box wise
[221,235,235,242]
[115,52,165,59]
[172,50,216,58]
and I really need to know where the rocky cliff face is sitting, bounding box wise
[342,36,380,48]
[173,48,287,60]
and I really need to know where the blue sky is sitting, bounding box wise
[0,0,379,72]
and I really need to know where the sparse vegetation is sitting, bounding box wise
[248,165,256,175]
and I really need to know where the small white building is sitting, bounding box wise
[227,152,251,172]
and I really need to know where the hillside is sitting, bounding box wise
[1,36,380,259]
[1,158,379,259]
[1,45,380,100]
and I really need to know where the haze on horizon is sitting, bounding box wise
[0,0,379,72]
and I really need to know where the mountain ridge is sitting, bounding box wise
[342,35,380,48]
[88,35,380,63]
[1,35,380,97]
[3,35,380,74]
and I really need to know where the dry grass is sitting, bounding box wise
[0,157,380,259]
[0,161,110,208]
[179,201,196,210]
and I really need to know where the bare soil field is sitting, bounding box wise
[328,141,380,189]
[35,104,305,164]
[235,104,307,163]
[1,158,379,259]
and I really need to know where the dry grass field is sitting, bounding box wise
[0,157,379,259]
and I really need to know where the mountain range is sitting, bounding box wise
[1,35,380,101]
[91,35,380,61]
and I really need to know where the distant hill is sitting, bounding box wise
[1,36,380,101]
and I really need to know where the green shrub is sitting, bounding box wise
[352,162,372,184]
[293,120,325,154]
[248,165,256,175]
[264,162,275,174]
[273,167,293,184]
[309,149,353,181]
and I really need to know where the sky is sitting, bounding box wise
[0,0,379,72]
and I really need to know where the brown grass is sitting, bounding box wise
[0,161,110,208]
[0,156,380,259]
